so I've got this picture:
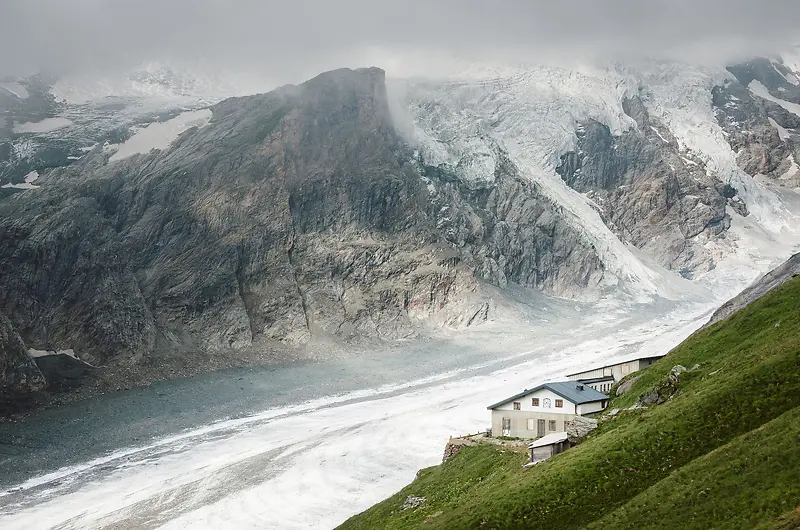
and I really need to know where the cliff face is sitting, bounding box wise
[714,58,800,187]
[0,67,604,375]
[0,311,46,404]
[556,97,730,277]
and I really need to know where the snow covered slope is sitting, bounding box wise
[390,58,800,303]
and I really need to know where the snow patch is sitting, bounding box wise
[650,126,668,143]
[13,117,73,134]
[0,81,29,99]
[28,348,78,359]
[774,58,800,86]
[768,117,793,141]
[108,109,212,162]
[1,170,40,190]
[749,80,800,118]
[782,154,799,180]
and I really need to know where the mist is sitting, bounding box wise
[2,0,800,82]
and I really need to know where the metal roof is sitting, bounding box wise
[576,376,615,384]
[529,432,569,448]
[487,381,608,410]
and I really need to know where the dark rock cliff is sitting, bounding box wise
[0,67,605,394]
[0,311,46,404]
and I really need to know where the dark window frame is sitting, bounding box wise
[555,399,563,408]
[513,401,521,410]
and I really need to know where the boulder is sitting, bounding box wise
[566,416,598,443]
[669,365,688,384]
[615,374,641,396]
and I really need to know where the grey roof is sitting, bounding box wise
[577,376,615,384]
[487,381,608,410]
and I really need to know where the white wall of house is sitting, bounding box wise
[491,410,574,439]
[610,360,640,381]
[576,400,606,415]
[493,388,577,414]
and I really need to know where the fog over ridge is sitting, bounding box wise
[2,0,799,82]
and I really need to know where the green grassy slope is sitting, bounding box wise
[339,276,800,530]
[590,406,800,529]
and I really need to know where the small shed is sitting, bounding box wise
[529,432,570,463]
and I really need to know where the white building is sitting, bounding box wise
[566,355,665,393]
[487,381,608,439]
[529,432,570,463]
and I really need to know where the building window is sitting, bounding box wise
[548,420,557,431]
[513,401,521,410]
[542,398,551,408]
[555,399,563,408]
[532,398,540,406]
[527,418,535,431]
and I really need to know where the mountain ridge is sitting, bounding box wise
[1,56,800,408]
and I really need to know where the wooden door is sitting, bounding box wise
[537,419,546,437]
[502,417,511,436]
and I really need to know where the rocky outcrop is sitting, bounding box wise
[565,416,597,443]
[615,374,641,396]
[0,311,46,403]
[556,98,730,277]
[421,147,605,298]
[706,252,800,326]
[636,365,698,407]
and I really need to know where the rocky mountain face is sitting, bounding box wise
[0,67,604,399]
[1,56,800,406]
[556,97,730,277]
[714,57,800,187]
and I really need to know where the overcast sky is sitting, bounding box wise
[2,0,799,81]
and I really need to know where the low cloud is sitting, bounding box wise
[2,0,799,81]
